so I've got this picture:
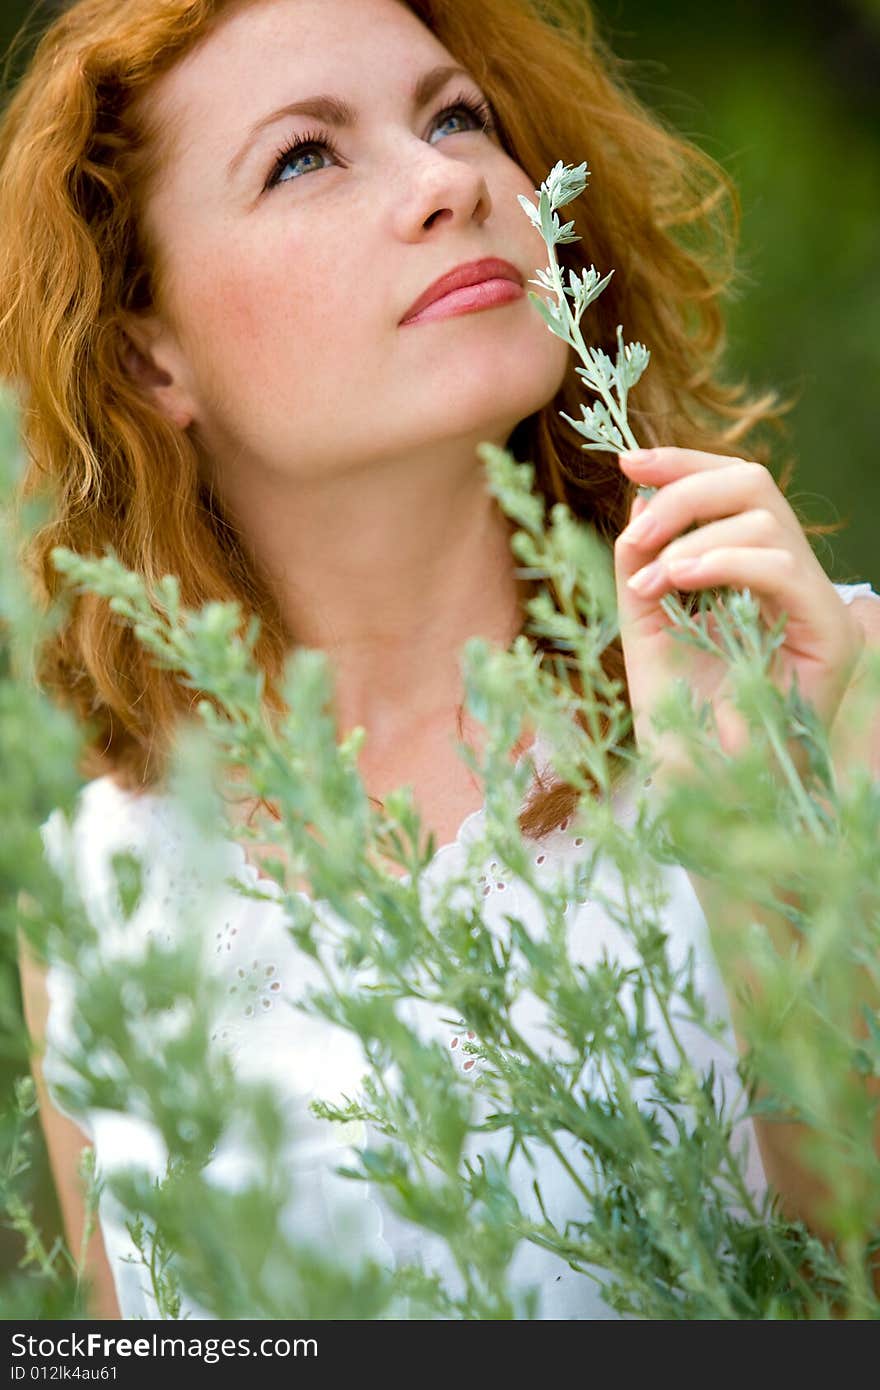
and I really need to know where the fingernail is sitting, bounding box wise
[629,494,648,522]
[627,561,664,593]
[621,510,658,546]
[666,556,704,578]
[619,449,652,465]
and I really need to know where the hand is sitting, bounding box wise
[613,446,864,788]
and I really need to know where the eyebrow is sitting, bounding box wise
[227,62,474,182]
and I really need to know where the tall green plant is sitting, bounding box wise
[2,164,879,1319]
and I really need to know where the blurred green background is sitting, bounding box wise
[592,0,880,590]
[2,0,878,1305]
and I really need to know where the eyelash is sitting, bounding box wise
[264,91,497,192]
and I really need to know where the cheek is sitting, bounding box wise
[185,234,345,385]
[514,322,569,419]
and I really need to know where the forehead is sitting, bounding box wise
[144,0,450,146]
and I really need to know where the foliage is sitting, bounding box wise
[1,163,879,1320]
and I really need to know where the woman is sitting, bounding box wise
[4,0,879,1318]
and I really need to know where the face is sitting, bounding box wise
[128,0,570,486]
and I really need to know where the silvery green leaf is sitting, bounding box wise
[545,213,574,247]
[528,267,556,292]
[563,268,614,324]
[556,218,580,245]
[516,194,541,230]
[579,266,614,308]
[530,202,548,239]
[528,292,569,339]
[575,348,615,392]
[590,347,615,380]
[543,160,590,210]
[560,401,625,451]
[583,400,625,446]
[539,195,556,245]
[574,365,602,394]
[542,160,568,203]
[615,324,651,390]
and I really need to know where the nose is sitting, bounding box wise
[391,141,493,242]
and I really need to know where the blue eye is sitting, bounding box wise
[265,92,497,192]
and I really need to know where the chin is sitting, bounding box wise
[438,341,567,438]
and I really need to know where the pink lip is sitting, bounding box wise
[402,278,525,326]
[400,257,524,326]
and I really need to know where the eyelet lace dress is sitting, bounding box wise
[37,581,880,1319]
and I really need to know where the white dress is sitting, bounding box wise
[37,581,880,1320]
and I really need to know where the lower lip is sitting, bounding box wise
[401,277,524,326]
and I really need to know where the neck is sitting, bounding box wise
[210,431,533,761]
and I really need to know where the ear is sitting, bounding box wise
[117,311,197,431]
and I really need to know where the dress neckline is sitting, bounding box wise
[220,727,552,897]
[94,728,553,901]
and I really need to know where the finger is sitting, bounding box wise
[625,514,790,599]
[657,509,787,570]
[645,546,813,619]
[617,461,803,558]
[619,445,751,478]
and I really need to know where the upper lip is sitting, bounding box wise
[400,257,523,324]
